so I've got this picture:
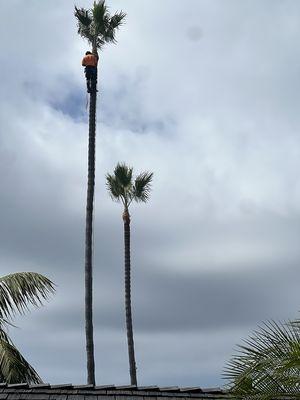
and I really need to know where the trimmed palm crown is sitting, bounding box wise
[75,1,126,52]
[106,163,153,209]
[0,272,54,383]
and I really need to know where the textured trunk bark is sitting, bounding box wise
[123,210,137,386]
[84,59,97,385]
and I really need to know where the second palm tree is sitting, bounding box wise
[106,163,153,385]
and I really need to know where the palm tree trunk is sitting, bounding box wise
[84,58,97,385]
[123,210,137,386]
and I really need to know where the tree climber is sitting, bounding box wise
[82,51,99,93]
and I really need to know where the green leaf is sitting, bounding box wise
[105,11,126,43]
[74,7,94,43]
[0,272,55,383]
[224,319,300,398]
[75,0,126,50]
[106,163,153,209]
[0,333,42,383]
[114,163,133,188]
[106,173,124,203]
[133,172,153,203]
[74,6,92,27]
[92,0,109,36]
[106,163,133,206]
[0,272,55,319]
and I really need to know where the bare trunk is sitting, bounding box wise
[123,210,137,386]
[84,65,97,386]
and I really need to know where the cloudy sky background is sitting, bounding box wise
[1,0,300,388]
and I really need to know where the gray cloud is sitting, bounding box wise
[1,0,300,388]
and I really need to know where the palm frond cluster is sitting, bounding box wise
[0,328,42,384]
[0,273,55,383]
[75,1,126,50]
[106,163,153,208]
[224,319,300,399]
[0,273,55,319]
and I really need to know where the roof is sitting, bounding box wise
[0,383,233,400]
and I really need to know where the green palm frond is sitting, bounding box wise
[74,6,92,27]
[0,273,54,383]
[106,163,133,206]
[114,163,133,189]
[0,324,11,343]
[133,172,153,203]
[75,1,126,50]
[92,0,109,36]
[106,163,153,210]
[106,173,124,203]
[0,272,55,319]
[224,320,300,399]
[0,333,42,384]
[105,12,127,43]
[74,7,94,42]
[109,12,126,30]
[92,0,108,21]
[78,26,94,43]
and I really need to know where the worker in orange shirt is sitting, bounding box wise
[82,51,99,93]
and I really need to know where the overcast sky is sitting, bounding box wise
[1,0,300,389]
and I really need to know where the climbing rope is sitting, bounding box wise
[86,93,89,111]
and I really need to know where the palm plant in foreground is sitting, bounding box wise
[0,272,54,383]
[224,319,300,399]
[74,1,126,385]
[106,163,153,385]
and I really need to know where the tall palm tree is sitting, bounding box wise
[106,163,153,385]
[74,1,126,385]
[224,319,300,399]
[0,272,54,383]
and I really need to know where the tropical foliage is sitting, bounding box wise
[106,163,153,385]
[224,319,300,399]
[106,163,153,209]
[75,0,126,52]
[0,272,54,383]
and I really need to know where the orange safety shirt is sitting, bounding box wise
[82,54,98,67]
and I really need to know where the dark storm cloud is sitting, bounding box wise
[19,208,300,337]
[132,265,300,332]
[31,257,300,335]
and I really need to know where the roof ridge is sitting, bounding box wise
[0,383,226,395]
